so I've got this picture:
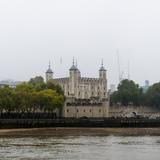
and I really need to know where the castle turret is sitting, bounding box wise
[46,61,53,82]
[99,60,107,100]
[99,60,107,80]
[69,59,80,97]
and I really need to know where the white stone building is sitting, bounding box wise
[46,60,109,118]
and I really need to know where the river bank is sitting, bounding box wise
[1,118,160,128]
[1,128,160,137]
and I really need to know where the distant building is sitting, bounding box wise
[45,60,109,118]
[0,80,22,88]
[142,80,150,93]
[0,84,7,88]
[109,84,116,94]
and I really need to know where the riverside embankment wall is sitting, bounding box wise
[1,118,160,128]
[109,106,160,117]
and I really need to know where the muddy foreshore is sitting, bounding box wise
[0,128,160,137]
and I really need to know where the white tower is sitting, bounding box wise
[69,58,80,97]
[46,61,53,82]
[99,60,107,100]
[99,60,107,80]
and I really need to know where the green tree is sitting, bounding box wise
[0,86,15,112]
[46,80,64,95]
[29,76,44,84]
[32,89,65,112]
[29,76,46,91]
[15,83,34,112]
[111,79,143,106]
[0,76,65,113]
[145,82,160,107]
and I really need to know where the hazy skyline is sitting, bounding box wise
[0,0,160,86]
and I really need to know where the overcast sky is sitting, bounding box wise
[0,0,160,87]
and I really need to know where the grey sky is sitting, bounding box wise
[0,0,160,86]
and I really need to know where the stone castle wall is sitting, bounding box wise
[63,102,109,118]
[109,106,160,118]
[54,77,107,101]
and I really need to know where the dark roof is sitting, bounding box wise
[46,68,53,73]
[99,66,106,71]
[70,65,78,71]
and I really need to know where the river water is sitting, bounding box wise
[0,135,160,160]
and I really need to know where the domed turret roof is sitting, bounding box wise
[46,68,53,73]
[70,58,79,71]
[99,66,106,71]
[46,61,53,73]
[99,59,106,71]
[70,64,78,71]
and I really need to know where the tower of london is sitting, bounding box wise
[46,60,109,118]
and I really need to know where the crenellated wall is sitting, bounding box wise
[54,77,107,100]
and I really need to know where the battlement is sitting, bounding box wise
[80,77,100,82]
[54,78,69,83]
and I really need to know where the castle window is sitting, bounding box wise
[90,109,92,113]
[84,110,85,113]
[99,109,101,113]
[98,92,100,96]
[104,92,106,96]
[92,92,94,96]
[79,92,81,96]
[67,109,69,113]
[77,109,79,113]
[68,92,69,95]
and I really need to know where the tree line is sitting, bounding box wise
[0,76,65,113]
[110,79,160,108]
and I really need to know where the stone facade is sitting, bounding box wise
[64,101,109,118]
[46,62,54,82]
[46,60,109,118]
[109,106,160,118]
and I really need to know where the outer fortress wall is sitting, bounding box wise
[63,101,109,118]
[109,106,160,117]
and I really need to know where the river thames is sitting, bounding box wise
[0,131,160,160]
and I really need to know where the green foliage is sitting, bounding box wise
[111,79,143,106]
[46,80,64,95]
[0,86,15,112]
[0,76,65,113]
[29,76,46,91]
[145,82,160,108]
[111,80,160,108]
[29,76,44,84]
